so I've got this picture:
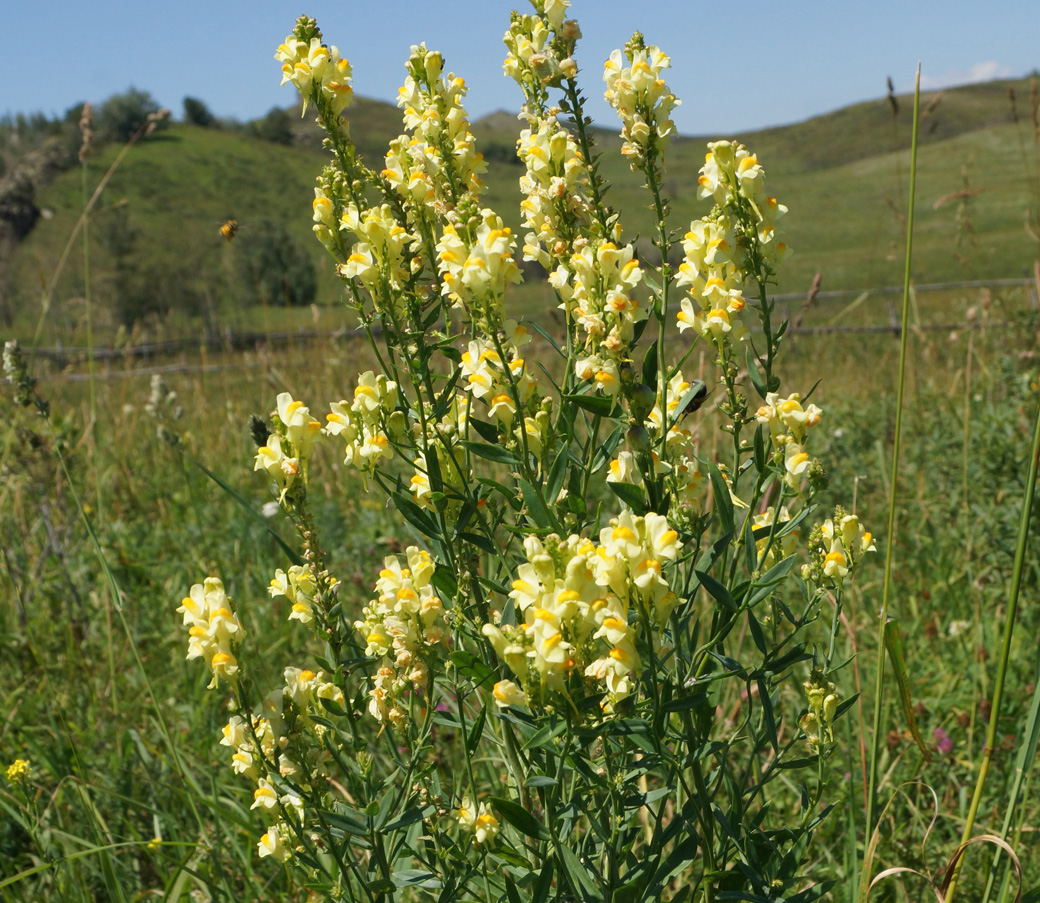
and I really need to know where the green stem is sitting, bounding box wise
[865,64,920,844]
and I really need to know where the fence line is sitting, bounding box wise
[19,277,1035,374]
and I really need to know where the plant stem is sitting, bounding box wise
[865,64,920,842]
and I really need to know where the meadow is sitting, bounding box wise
[2,7,1040,903]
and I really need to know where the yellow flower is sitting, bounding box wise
[5,758,30,784]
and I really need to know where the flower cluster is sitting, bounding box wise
[269,564,322,627]
[755,391,823,489]
[482,513,680,712]
[5,758,30,785]
[503,1,580,109]
[803,511,876,584]
[324,372,399,477]
[178,577,243,688]
[409,394,476,508]
[394,43,487,205]
[517,120,591,268]
[606,369,705,517]
[603,37,680,167]
[752,505,798,568]
[459,323,536,425]
[355,547,448,729]
[437,210,522,319]
[336,202,416,313]
[275,18,353,117]
[676,141,788,345]
[254,393,323,503]
[456,798,500,846]
[800,668,839,755]
[551,238,646,392]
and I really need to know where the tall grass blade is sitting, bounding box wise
[865,63,922,842]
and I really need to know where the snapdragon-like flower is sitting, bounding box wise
[483,516,681,712]
[268,564,324,626]
[356,547,447,727]
[554,238,645,361]
[337,203,416,310]
[754,392,823,490]
[503,2,579,112]
[324,371,399,476]
[517,120,592,267]
[178,577,243,689]
[801,668,839,754]
[275,19,353,117]
[603,37,680,167]
[437,210,522,319]
[676,141,789,347]
[395,43,487,204]
[456,799,501,846]
[805,511,876,584]
[254,393,322,503]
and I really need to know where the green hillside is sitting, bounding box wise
[4,75,1038,344]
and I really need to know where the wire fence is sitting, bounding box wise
[21,276,1039,382]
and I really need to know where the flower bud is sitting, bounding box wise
[626,423,652,455]
[627,383,656,421]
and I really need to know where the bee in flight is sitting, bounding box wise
[218,219,239,243]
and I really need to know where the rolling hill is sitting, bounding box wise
[3,74,1037,343]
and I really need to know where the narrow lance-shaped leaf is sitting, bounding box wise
[884,618,933,763]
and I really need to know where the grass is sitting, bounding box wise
[3,303,1040,899]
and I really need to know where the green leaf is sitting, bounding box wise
[641,340,659,388]
[381,804,436,834]
[533,858,555,903]
[565,392,616,417]
[461,439,519,465]
[707,462,735,536]
[466,705,487,753]
[529,320,564,357]
[695,568,737,611]
[458,531,498,555]
[448,650,495,690]
[608,480,648,513]
[322,807,369,837]
[431,566,458,599]
[425,445,443,494]
[519,478,560,531]
[546,448,571,504]
[884,619,933,763]
[491,797,551,840]
[505,874,524,903]
[557,841,602,903]
[391,490,438,538]
[468,417,500,444]
[756,678,779,752]
[669,381,708,431]
[753,423,768,472]
[747,609,768,655]
[746,346,767,399]
[522,718,567,751]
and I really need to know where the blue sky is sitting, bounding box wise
[4,1,1037,134]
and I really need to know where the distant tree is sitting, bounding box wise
[252,107,295,146]
[97,88,166,141]
[183,96,215,127]
[237,220,316,307]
